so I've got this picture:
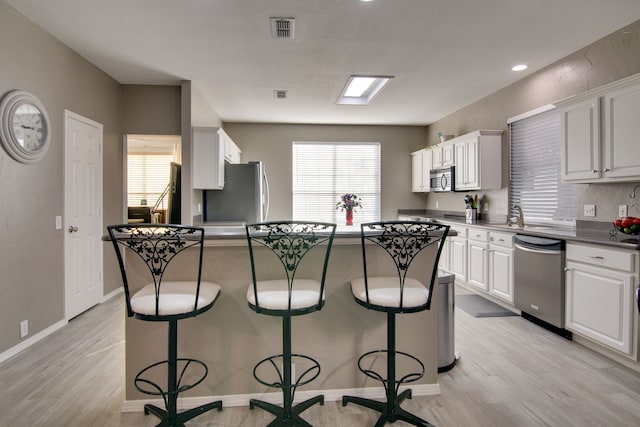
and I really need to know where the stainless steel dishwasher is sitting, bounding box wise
[514,234,571,338]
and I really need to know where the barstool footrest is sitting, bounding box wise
[253,353,321,390]
[134,357,208,397]
[357,349,425,386]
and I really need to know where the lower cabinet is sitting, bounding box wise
[448,225,468,283]
[467,228,489,291]
[488,231,514,303]
[565,243,638,356]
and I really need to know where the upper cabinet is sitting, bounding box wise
[411,148,432,192]
[431,141,455,169]
[192,127,242,190]
[452,130,503,191]
[558,73,640,183]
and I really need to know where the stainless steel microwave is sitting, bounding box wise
[430,166,455,192]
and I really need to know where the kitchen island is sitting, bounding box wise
[119,225,443,410]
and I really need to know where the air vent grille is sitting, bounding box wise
[274,90,288,99]
[270,17,295,39]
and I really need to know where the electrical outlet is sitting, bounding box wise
[20,320,28,338]
[619,204,628,218]
[583,204,596,217]
[435,201,439,209]
[55,216,62,230]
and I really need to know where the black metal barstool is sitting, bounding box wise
[245,221,336,427]
[108,224,223,427]
[342,221,449,427]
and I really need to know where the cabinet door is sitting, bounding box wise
[560,97,601,182]
[467,241,488,290]
[603,83,640,178]
[454,142,466,190]
[465,138,479,189]
[411,149,431,192]
[449,238,467,282]
[442,142,455,166]
[438,238,451,272]
[488,246,513,302]
[432,145,443,168]
[565,261,634,355]
[411,150,424,192]
[192,127,224,190]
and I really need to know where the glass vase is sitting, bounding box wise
[346,209,353,226]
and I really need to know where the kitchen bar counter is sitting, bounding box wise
[397,211,640,250]
[118,226,442,409]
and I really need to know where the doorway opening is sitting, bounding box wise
[125,134,182,224]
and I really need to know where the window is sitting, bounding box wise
[509,107,577,227]
[127,153,173,208]
[292,142,380,223]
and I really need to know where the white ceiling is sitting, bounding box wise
[7,0,640,125]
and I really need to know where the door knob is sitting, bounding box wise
[68,225,78,233]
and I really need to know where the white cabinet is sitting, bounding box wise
[560,97,600,181]
[565,243,638,356]
[488,231,514,303]
[220,128,242,164]
[467,227,489,290]
[447,224,467,282]
[603,82,640,178]
[411,149,432,192]
[192,127,241,190]
[431,142,454,169]
[558,72,640,183]
[452,130,502,191]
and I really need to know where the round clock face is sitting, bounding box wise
[12,103,47,151]
[0,90,51,163]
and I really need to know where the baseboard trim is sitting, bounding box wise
[0,319,68,364]
[102,287,123,302]
[121,383,441,412]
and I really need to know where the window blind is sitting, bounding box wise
[127,153,173,208]
[292,142,380,223]
[509,108,577,227]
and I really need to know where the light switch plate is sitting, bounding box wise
[618,204,628,218]
[583,204,596,217]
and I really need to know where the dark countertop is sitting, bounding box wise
[397,210,640,250]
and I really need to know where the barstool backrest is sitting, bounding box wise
[360,221,450,311]
[107,224,206,318]
[245,221,337,314]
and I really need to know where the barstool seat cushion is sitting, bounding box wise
[351,277,429,308]
[131,281,221,316]
[247,279,325,311]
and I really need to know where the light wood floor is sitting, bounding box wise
[1,290,640,426]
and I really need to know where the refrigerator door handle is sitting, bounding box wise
[263,171,270,221]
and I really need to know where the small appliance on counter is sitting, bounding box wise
[203,162,269,223]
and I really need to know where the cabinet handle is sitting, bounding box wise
[604,168,610,172]
[592,169,598,173]
[564,267,570,272]
[588,255,604,260]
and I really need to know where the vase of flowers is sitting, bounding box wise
[336,193,362,226]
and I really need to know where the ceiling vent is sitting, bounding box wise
[270,17,295,39]
[274,90,288,99]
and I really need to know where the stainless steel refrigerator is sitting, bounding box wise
[203,162,269,223]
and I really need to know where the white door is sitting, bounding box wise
[64,110,103,319]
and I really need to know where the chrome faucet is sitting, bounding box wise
[511,204,525,228]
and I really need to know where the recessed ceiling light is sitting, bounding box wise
[337,75,393,105]
[512,64,528,71]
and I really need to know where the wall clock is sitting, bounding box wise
[0,90,51,164]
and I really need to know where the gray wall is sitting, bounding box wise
[223,123,428,221]
[425,19,640,222]
[0,1,122,352]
